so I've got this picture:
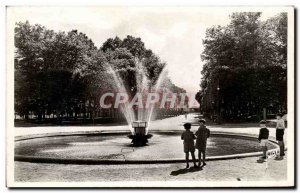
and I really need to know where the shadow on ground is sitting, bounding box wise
[170,166,203,176]
[274,156,284,161]
[256,159,265,163]
[256,156,285,164]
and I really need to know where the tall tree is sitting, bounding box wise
[199,13,287,122]
[15,21,100,122]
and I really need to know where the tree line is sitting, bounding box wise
[14,21,186,125]
[196,12,287,122]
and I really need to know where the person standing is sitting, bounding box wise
[181,123,197,168]
[276,113,286,157]
[195,119,210,167]
[258,120,269,160]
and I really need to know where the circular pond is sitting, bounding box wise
[15,131,277,161]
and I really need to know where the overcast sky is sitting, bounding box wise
[9,7,281,96]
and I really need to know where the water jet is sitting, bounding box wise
[105,59,168,144]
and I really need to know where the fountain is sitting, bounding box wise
[106,59,167,146]
[128,121,153,146]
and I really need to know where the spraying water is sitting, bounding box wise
[134,59,150,122]
[145,67,168,132]
[106,59,167,134]
[106,64,136,133]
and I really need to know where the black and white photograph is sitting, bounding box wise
[5,6,295,187]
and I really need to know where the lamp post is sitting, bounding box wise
[217,86,221,124]
[211,101,215,122]
[198,83,202,116]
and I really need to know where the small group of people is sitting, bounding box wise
[258,113,286,160]
[181,113,286,168]
[181,119,210,169]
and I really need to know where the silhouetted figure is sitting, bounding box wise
[258,120,269,160]
[195,119,210,167]
[276,113,285,157]
[181,123,197,168]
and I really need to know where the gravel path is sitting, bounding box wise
[15,156,287,182]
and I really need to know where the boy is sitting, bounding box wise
[276,113,285,157]
[181,123,197,168]
[258,120,269,160]
[195,119,210,167]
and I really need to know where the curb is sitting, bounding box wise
[15,152,264,165]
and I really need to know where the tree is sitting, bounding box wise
[199,13,287,122]
[101,35,166,94]
[15,21,100,122]
[100,36,122,52]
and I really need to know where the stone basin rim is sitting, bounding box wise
[14,130,271,141]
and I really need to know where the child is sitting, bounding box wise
[195,119,210,167]
[181,123,197,168]
[258,120,269,160]
[276,113,285,157]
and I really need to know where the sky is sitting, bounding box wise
[8,7,281,97]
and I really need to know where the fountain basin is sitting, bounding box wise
[15,131,279,164]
